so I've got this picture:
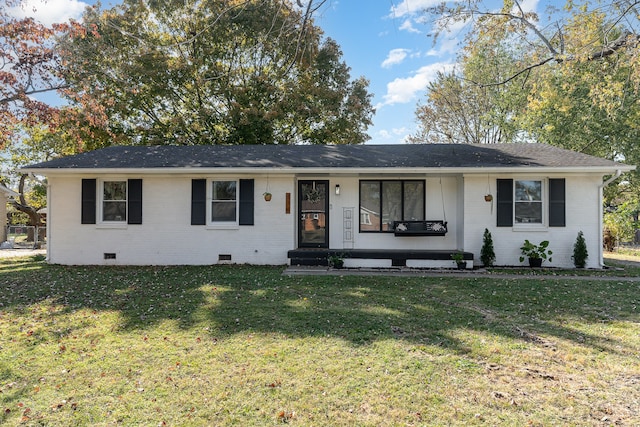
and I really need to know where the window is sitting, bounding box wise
[497,178,565,227]
[359,180,425,232]
[514,180,542,224]
[191,179,254,226]
[81,179,142,225]
[102,181,127,222]
[211,180,237,223]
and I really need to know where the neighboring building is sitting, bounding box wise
[0,184,19,244]
[22,143,634,268]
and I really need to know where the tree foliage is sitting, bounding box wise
[410,37,529,144]
[1,0,66,149]
[60,0,374,146]
[0,0,91,226]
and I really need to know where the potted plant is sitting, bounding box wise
[328,254,345,269]
[451,251,466,269]
[519,239,552,267]
[263,192,272,201]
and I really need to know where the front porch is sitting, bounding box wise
[287,248,474,268]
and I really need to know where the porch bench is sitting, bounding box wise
[393,220,448,236]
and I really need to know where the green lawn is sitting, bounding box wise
[1,257,639,426]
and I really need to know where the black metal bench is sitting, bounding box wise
[393,220,448,236]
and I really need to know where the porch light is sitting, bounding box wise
[335,184,340,195]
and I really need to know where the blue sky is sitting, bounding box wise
[9,0,541,145]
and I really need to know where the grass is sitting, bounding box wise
[0,256,639,426]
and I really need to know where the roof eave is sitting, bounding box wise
[21,165,635,176]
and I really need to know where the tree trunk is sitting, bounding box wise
[8,174,43,227]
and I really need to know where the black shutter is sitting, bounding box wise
[191,179,206,225]
[549,178,566,227]
[239,179,254,225]
[81,179,97,224]
[128,179,143,225]
[496,179,513,227]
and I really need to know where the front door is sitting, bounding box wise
[298,180,329,248]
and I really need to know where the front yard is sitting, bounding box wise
[0,256,638,426]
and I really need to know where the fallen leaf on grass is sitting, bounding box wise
[277,410,295,422]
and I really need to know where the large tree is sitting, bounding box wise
[413,1,640,163]
[410,35,530,144]
[60,0,374,146]
[0,0,83,228]
[1,0,66,149]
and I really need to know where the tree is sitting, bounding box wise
[1,0,65,148]
[415,0,640,151]
[59,0,374,146]
[425,0,640,84]
[1,0,92,228]
[410,17,532,144]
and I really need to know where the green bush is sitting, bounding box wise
[480,228,496,267]
[572,231,588,268]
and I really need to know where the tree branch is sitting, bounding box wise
[466,56,555,87]
[587,30,640,60]
[0,84,69,105]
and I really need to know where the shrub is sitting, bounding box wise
[480,228,496,267]
[572,231,588,268]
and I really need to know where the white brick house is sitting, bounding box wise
[23,144,634,268]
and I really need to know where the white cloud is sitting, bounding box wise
[390,0,442,19]
[8,0,88,25]
[381,48,411,68]
[426,37,459,57]
[399,19,420,34]
[378,62,454,107]
[516,0,540,13]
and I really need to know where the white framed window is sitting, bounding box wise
[360,212,372,225]
[210,180,238,224]
[514,179,543,225]
[101,180,127,222]
[497,178,565,228]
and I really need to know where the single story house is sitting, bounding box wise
[22,143,634,269]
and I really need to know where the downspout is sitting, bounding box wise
[598,170,623,268]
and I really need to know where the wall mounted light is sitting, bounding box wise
[335,184,340,195]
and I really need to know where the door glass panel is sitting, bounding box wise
[299,181,327,247]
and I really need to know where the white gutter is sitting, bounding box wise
[598,169,623,268]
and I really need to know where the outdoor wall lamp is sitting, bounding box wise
[335,184,340,195]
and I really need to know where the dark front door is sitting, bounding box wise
[298,180,329,248]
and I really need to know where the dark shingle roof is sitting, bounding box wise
[23,143,631,171]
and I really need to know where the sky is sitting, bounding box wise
[9,0,542,145]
